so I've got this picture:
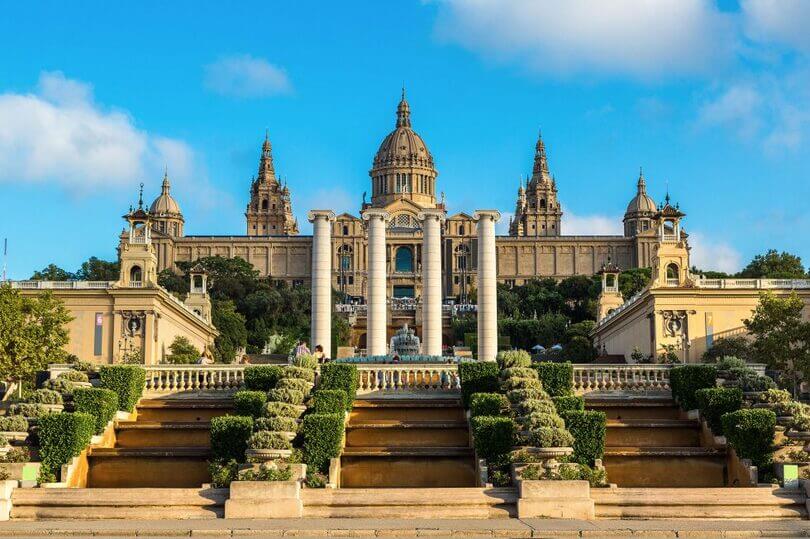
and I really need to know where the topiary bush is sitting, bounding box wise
[243,365,283,391]
[302,413,344,473]
[470,416,515,461]
[291,355,318,370]
[255,416,299,433]
[276,378,312,395]
[27,389,63,405]
[533,362,573,397]
[670,364,717,411]
[0,416,28,432]
[507,388,549,404]
[553,395,585,415]
[722,408,776,468]
[99,365,145,412]
[514,398,557,417]
[264,402,305,419]
[459,362,499,408]
[266,388,305,406]
[8,403,51,418]
[497,350,532,369]
[562,410,606,466]
[517,412,565,430]
[233,391,267,418]
[42,378,76,397]
[311,390,348,415]
[695,387,743,433]
[470,393,510,418]
[73,388,119,434]
[499,367,538,381]
[525,426,575,448]
[500,376,542,392]
[38,412,95,479]
[58,370,89,383]
[210,415,253,463]
[247,431,292,450]
[318,364,358,411]
[279,366,316,384]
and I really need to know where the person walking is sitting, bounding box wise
[294,339,310,358]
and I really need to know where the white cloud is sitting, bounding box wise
[562,209,622,236]
[495,212,513,235]
[296,186,356,233]
[204,55,292,98]
[688,231,742,274]
[0,71,195,191]
[741,0,810,52]
[698,84,763,140]
[433,0,734,79]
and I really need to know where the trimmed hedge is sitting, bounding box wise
[38,412,95,479]
[470,416,515,461]
[722,408,776,468]
[534,362,573,397]
[233,391,267,418]
[279,366,316,383]
[264,402,304,418]
[459,362,499,408]
[99,365,145,412]
[553,395,585,415]
[302,413,344,473]
[497,350,532,369]
[0,415,28,432]
[563,410,606,466]
[670,365,717,411]
[73,388,119,434]
[311,390,348,415]
[255,416,299,433]
[27,389,63,405]
[210,415,253,463]
[276,378,312,394]
[695,387,743,433]
[243,365,283,391]
[318,364,358,410]
[266,388,305,406]
[470,393,510,418]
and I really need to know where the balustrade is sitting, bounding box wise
[572,364,671,394]
[356,364,460,394]
[143,365,246,394]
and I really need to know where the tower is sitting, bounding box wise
[596,259,624,322]
[184,263,212,322]
[510,132,563,237]
[245,132,299,236]
[651,195,690,287]
[149,169,184,237]
[623,168,657,237]
[118,184,158,288]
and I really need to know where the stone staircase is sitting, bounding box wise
[588,397,727,488]
[340,398,477,488]
[86,397,231,488]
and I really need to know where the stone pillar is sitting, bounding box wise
[308,211,335,357]
[418,209,445,356]
[474,210,500,362]
[362,209,390,356]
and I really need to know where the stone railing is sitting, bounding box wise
[356,364,460,395]
[143,365,246,394]
[9,280,114,290]
[696,278,810,289]
[572,364,672,394]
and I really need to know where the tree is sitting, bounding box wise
[211,299,248,363]
[166,336,200,364]
[619,267,651,300]
[76,257,120,281]
[744,292,810,393]
[739,250,806,279]
[702,336,753,363]
[0,285,72,388]
[30,264,74,281]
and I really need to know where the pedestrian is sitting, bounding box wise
[313,344,327,364]
[294,339,310,358]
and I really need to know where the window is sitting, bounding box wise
[540,199,546,209]
[348,276,354,285]
[338,245,353,271]
[343,225,349,236]
[129,265,142,283]
[292,279,304,288]
[666,263,679,279]
[393,285,415,298]
[262,199,268,210]
[459,224,465,235]
[395,247,414,273]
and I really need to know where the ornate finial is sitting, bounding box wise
[665,179,670,205]
[637,167,646,194]
[138,182,144,209]
[396,88,411,128]
[532,129,550,180]
[401,84,406,101]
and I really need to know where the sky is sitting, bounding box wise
[1,0,810,279]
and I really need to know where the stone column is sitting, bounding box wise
[308,211,335,357]
[362,209,390,356]
[418,209,445,357]
[474,210,500,362]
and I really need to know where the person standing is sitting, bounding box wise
[313,344,327,364]
[294,339,311,358]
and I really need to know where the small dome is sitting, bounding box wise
[372,92,434,170]
[625,170,656,215]
[149,172,182,216]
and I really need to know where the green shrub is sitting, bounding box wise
[318,364,358,410]
[58,370,89,383]
[247,431,292,450]
[239,463,293,481]
[311,390,347,415]
[526,426,574,448]
[517,412,565,430]
[534,362,573,397]
[276,378,312,394]
[210,415,253,463]
[38,412,95,479]
[563,410,606,465]
[255,416,299,433]
[280,366,316,383]
[792,410,810,432]
[470,393,510,418]
[553,395,584,415]
[497,350,532,369]
[670,364,717,411]
[506,388,549,404]
[759,389,792,404]
[233,391,267,418]
[695,387,743,433]
[42,378,76,397]
[27,389,63,405]
[73,388,119,434]
[500,376,542,392]
[514,399,557,417]
[741,374,777,392]
[291,355,318,370]
[0,416,28,432]
[8,403,51,418]
[243,365,283,391]
[722,408,776,468]
[99,365,145,412]
[458,362,499,408]
[264,401,304,418]
[209,459,239,488]
[302,413,344,473]
[470,416,515,461]
[266,388,305,406]
[499,367,538,380]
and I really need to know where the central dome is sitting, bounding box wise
[372,92,434,169]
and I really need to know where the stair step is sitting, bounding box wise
[604,446,724,457]
[602,447,727,487]
[342,446,473,457]
[116,421,213,430]
[137,399,232,409]
[347,420,468,429]
[89,446,210,458]
[353,399,462,408]
[606,419,698,428]
[587,398,681,420]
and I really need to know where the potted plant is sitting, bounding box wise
[245,431,293,461]
[0,416,29,443]
[26,389,64,413]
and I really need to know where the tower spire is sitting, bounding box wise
[637,166,647,194]
[162,166,170,194]
[396,88,411,128]
[138,182,144,210]
[258,131,276,183]
[531,129,550,182]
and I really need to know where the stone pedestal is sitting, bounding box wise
[363,209,390,356]
[517,480,594,519]
[419,209,445,357]
[474,210,500,362]
[308,210,335,356]
[224,481,302,518]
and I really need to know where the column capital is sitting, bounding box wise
[473,210,501,223]
[417,208,446,223]
[361,208,391,222]
[307,210,336,223]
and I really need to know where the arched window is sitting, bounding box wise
[395,247,414,273]
[342,225,349,236]
[338,245,353,271]
[666,263,679,280]
[540,199,547,209]
[261,199,269,210]
[130,265,142,283]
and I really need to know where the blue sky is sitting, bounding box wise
[2,0,810,279]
